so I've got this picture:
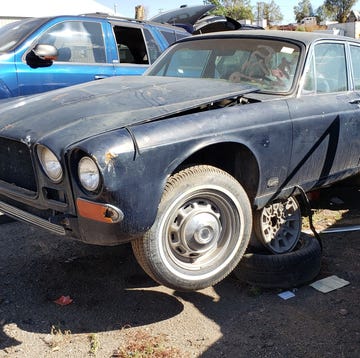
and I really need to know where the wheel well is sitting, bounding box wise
[175,143,259,202]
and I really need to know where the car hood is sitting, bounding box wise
[0,76,257,147]
[150,5,242,34]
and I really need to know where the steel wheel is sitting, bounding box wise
[132,165,252,291]
[253,196,301,254]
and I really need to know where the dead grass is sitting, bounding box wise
[302,209,348,232]
[42,325,72,352]
[112,329,183,358]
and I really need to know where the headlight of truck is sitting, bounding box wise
[37,145,63,183]
[78,156,100,192]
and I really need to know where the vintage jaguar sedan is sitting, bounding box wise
[0,30,359,291]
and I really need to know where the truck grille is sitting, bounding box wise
[0,137,37,192]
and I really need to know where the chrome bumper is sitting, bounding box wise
[0,200,66,235]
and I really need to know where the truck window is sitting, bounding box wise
[113,26,149,64]
[37,21,106,63]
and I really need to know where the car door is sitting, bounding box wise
[16,19,115,95]
[286,41,360,190]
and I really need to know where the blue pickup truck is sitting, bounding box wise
[0,12,190,98]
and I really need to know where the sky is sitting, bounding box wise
[96,0,327,24]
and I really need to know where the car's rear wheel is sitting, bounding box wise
[251,196,301,254]
[132,165,252,291]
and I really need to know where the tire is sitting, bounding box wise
[251,196,302,254]
[233,234,322,289]
[132,165,252,292]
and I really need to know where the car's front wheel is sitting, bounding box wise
[132,165,252,291]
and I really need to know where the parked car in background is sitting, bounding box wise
[0,30,359,291]
[0,5,251,99]
[0,13,189,98]
[150,4,264,33]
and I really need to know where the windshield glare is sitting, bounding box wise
[0,18,48,52]
[147,38,301,93]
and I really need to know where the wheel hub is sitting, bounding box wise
[170,201,222,259]
[255,196,301,254]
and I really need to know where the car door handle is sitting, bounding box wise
[94,75,108,80]
[349,99,360,104]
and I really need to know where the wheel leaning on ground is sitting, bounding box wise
[233,234,322,289]
[132,165,252,292]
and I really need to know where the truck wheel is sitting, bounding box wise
[233,234,321,289]
[251,196,301,254]
[132,165,252,291]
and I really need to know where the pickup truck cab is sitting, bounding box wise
[0,13,189,98]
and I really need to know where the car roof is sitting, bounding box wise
[177,29,360,46]
[23,13,190,33]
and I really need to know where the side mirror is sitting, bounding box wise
[33,44,58,60]
[26,44,58,68]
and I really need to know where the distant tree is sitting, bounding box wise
[324,0,357,22]
[294,0,315,23]
[315,4,333,22]
[255,1,283,26]
[204,0,254,20]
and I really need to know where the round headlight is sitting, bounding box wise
[37,145,63,183]
[78,156,100,192]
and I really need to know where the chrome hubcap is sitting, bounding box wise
[170,201,222,259]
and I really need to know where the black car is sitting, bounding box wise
[0,30,359,291]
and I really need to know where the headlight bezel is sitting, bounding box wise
[78,156,101,193]
[37,145,63,183]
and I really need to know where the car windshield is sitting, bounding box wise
[147,37,301,93]
[0,18,49,53]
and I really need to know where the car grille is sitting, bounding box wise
[0,137,37,192]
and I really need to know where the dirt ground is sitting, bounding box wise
[0,208,359,357]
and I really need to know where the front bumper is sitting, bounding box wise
[0,197,139,246]
[0,200,66,235]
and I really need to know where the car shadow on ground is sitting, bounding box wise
[0,226,183,351]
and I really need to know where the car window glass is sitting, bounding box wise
[350,45,360,90]
[147,38,300,93]
[160,29,177,45]
[303,42,347,94]
[37,21,106,63]
[160,29,188,45]
[302,55,316,93]
[143,28,161,63]
[163,48,211,77]
[113,26,149,64]
[0,18,49,52]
